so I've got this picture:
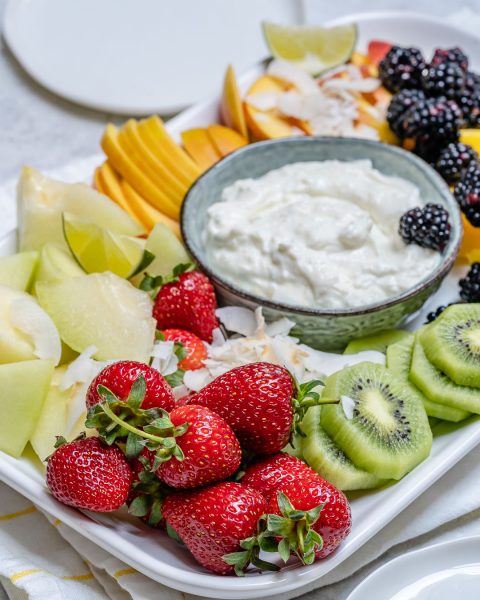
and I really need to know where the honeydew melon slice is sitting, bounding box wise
[0,359,54,457]
[35,243,84,287]
[17,167,145,251]
[0,251,38,291]
[0,285,61,365]
[36,272,156,362]
[131,223,190,286]
[30,366,69,461]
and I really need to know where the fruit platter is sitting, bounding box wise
[2,12,480,600]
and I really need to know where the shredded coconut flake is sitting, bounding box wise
[150,340,179,376]
[216,306,258,336]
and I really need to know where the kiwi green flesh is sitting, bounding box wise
[321,362,432,480]
[387,336,470,422]
[344,329,410,355]
[421,304,480,388]
[411,335,480,415]
[301,406,385,491]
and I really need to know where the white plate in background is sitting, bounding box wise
[2,0,302,115]
[347,536,480,600]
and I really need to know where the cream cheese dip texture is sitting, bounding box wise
[204,160,440,309]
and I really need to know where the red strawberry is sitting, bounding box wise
[127,456,167,528]
[241,453,317,502]
[187,362,296,454]
[86,360,175,412]
[267,476,351,562]
[152,271,219,343]
[149,404,241,489]
[46,436,132,512]
[162,328,207,370]
[162,482,267,575]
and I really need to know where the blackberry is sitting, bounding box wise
[421,62,466,99]
[431,47,469,72]
[454,163,480,226]
[399,203,451,252]
[379,46,426,92]
[459,263,480,302]
[400,97,461,162]
[386,89,425,138]
[435,142,478,184]
[425,305,448,323]
[458,71,480,127]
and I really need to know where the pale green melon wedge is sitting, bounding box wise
[0,251,38,291]
[36,272,156,362]
[30,366,68,461]
[35,243,84,287]
[131,223,190,286]
[0,359,54,457]
[0,285,61,365]
[18,167,144,251]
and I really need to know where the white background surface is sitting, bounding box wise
[2,1,480,599]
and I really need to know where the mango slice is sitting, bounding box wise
[101,124,179,220]
[121,181,181,239]
[181,128,222,170]
[207,124,248,157]
[221,64,248,139]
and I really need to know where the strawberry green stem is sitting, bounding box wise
[100,402,170,446]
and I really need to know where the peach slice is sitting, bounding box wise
[181,128,222,170]
[244,75,298,140]
[101,124,179,221]
[121,180,181,239]
[207,124,248,157]
[139,116,201,183]
[221,64,249,139]
[120,120,187,206]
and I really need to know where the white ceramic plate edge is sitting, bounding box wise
[346,535,480,599]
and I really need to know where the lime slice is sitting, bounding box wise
[63,213,146,278]
[262,22,357,75]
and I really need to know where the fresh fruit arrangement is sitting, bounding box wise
[2,159,480,576]
[3,22,480,582]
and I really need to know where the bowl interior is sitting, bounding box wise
[181,137,461,315]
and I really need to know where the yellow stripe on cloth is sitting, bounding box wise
[62,572,95,581]
[10,568,44,583]
[114,567,137,579]
[0,506,37,521]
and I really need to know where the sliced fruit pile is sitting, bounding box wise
[97,115,248,235]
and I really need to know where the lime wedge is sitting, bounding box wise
[63,213,146,278]
[262,22,357,75]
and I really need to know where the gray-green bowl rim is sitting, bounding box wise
[181,136,462,318]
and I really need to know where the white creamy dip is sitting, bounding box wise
[204,160,441,309]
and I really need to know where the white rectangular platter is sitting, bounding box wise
[1,11,480,600]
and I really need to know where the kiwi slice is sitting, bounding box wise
[387,335,470,423]
[411,334,480,415]
[321,362,432,480]
[301,406,385,491]
[421,304,480,388]
[344,329,410,355]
